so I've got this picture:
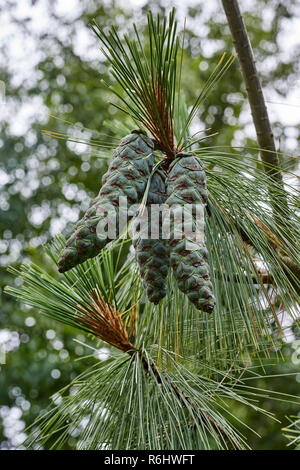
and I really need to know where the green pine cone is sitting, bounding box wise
[58,131,154,273]
[133,171,170,304]
[165,153,215,313]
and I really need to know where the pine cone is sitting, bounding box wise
[133,171,170,304]
[58,131,154,272]
[165,153,215,313]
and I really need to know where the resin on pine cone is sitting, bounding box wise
[58,131,154,273]
[133,170,170,304]
[165,153,215,313]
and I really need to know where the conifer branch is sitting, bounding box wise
[128,350,234,447]
[221,0,290,222]
[77,295,234,445]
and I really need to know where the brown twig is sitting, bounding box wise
[221,0,290,224]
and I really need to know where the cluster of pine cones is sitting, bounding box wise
[58,131,215,313]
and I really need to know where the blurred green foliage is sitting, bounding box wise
[0,0,299,449]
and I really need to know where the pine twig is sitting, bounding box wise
[221,0,290,223]
[78,294,233,446]
[133,350,234,447]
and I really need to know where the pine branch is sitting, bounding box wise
[7,238,298,448]
[133,350,234,447]
[76,292,235,447]
[74,294,235,446]
[221,0,290,223]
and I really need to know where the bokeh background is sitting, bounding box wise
[0,0,299,450]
